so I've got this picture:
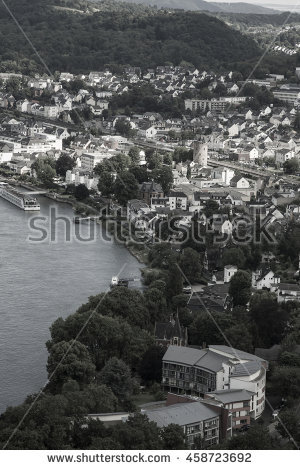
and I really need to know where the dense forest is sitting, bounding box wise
[0,0,262,74]
[111,0,279,15]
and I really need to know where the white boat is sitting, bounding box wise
[111,276,119,287]
[0,183,40,211]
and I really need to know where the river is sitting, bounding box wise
[0,194,143,413]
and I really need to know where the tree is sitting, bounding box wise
[229,270,252,307]
[279,351,300,367]
[0,394,71,450]
[270,366,300,399]
[168,130,176,140]
[128,146,140,166]
[113,171,139,206]
[250,291,289,347]
[74,184,89,201]
[39,163,56,188]
[152,166,173,193]
[61,382,118,415]
[217,424,277,450]
[223,324,253,352]
[148,243,178,269]
[115,119,133,137]
[32,158,56,188]
[98,357,135,402]
[187,164,191,180]
[222,248,245,269]
[283,158,299,175]
[139,345,165,383]
[95,154,131,174]
[144,287,167,322]
[276,409,300,446]
[188,311,233,346]
[47,340,96,393]
[161,424,187,449]
[293,111,300,132]
[111,414,162,450]
[130,166,149,183]
[204,199,219,218]
[55,154,75,177]
[180,248,202,283]
[97,171,114,197]
[166,263,183,300]
[147,153,163,170]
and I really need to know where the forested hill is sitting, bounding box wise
[214,11,300,26]
[0,0,261,74]
[112,0,279,14]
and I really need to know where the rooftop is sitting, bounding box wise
[144,401,219,428]
[206,389,254,404]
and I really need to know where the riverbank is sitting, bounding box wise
[18,182,101,216]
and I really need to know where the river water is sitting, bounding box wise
[0,194,143,413]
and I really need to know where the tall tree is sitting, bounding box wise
[229,270,252,307]
[180,247,202,283]
[47,340,96,393]
[74,184,89,201]
[98,357,134,402]
[166,263,183,301]
[152,166,173,193]
[139,345,165,383]
[55,154,75,177]
[113,171,139,205]
[97,171,114,197]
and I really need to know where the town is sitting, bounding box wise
[0,62,300,450]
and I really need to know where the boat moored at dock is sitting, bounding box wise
[0,183,40,211]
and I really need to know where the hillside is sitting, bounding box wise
[211,2,279,14]
[215,11,300,26]
[0,0,261,74]
[112,0,279,14]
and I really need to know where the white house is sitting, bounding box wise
[275,149,295,164]
[224,265,238,283]
[252,269,280,290]
[137,123,157,139]
[169,191,188,211]
[0,143,14,163]
[230,176,250,189]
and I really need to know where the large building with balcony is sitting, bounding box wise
[162,345,267,419]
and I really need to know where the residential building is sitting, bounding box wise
[143,398,224,447]
[224,265,238,283]
[204,389,254,430]
[273,88,300,104]
[252,269,280,290]
[162,345,267,419]
[168,191,188,211]
[138,181,164,205]
[271,283,300,303]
